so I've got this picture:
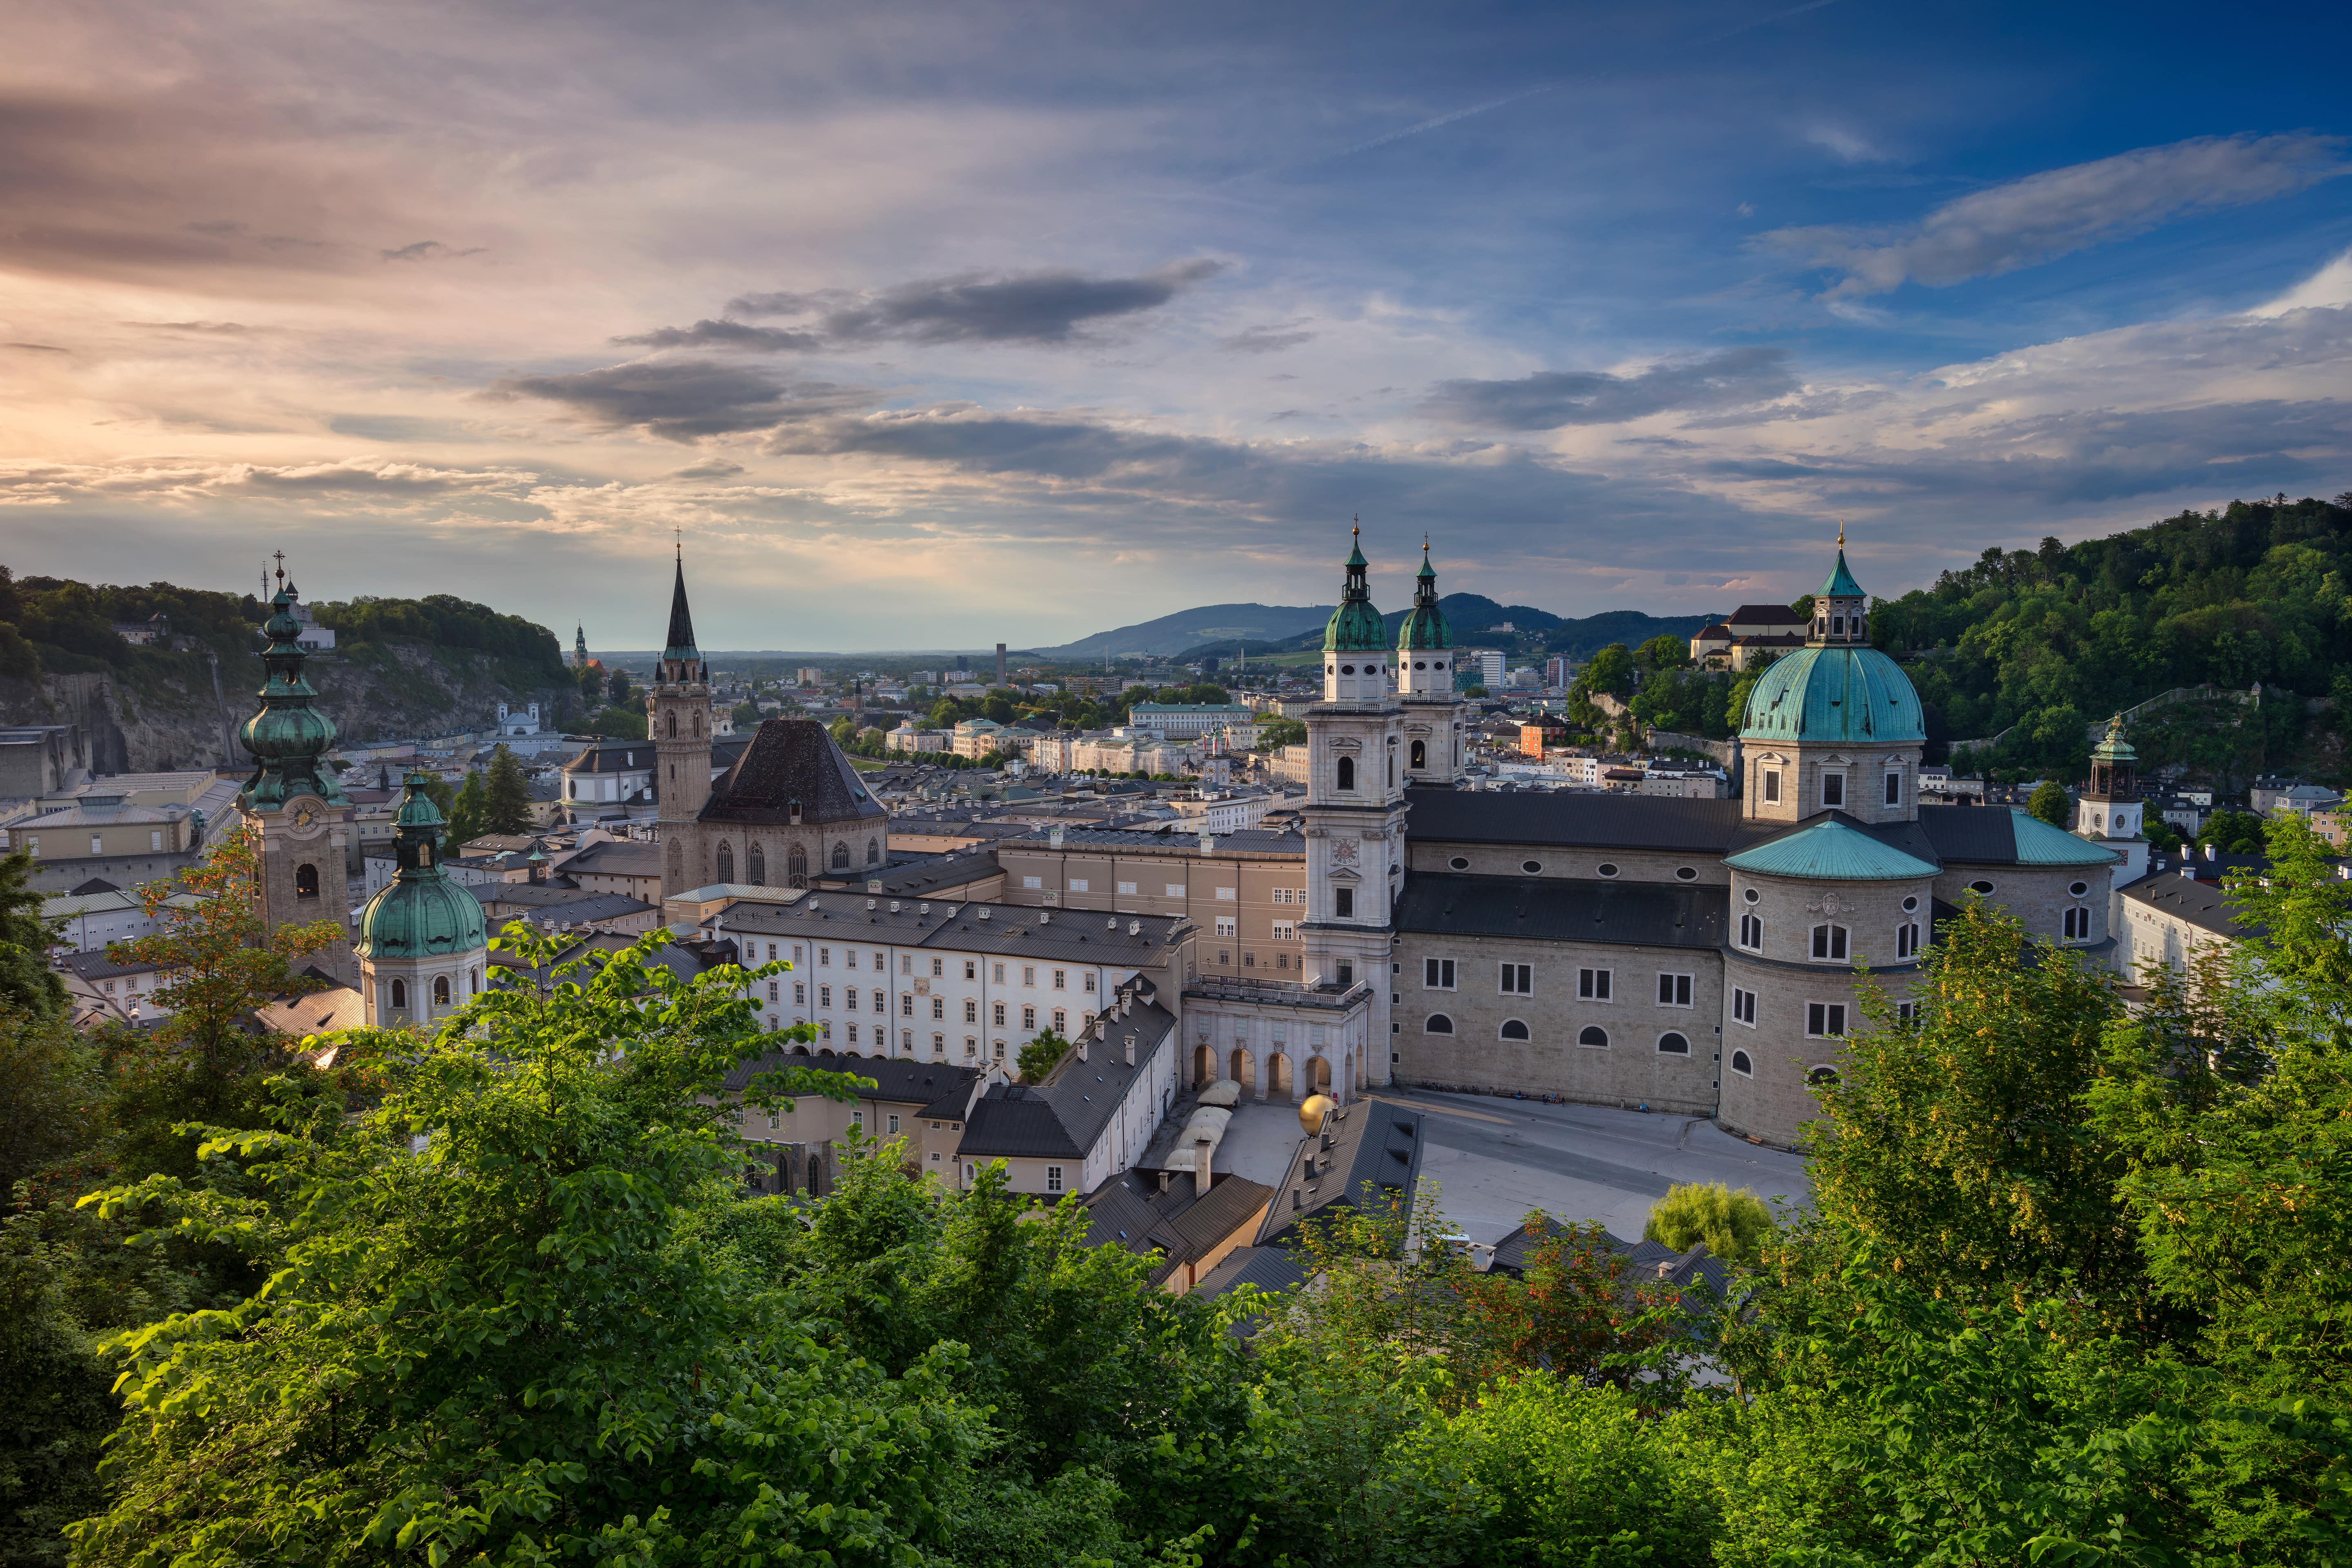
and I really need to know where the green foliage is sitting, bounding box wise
[2027,777,2073,827]
[2199,808,2269,853]
[1634,633,1690,673]
[1254,716,1307,751]
[1017,1027,1071,1083]
[1643,1182,1773,1266]
[481,744,534,834]
[606,667,633,705]
[0,846,67,1022]
[0,1013,105,1205]
[1463,685,1488,699]
[586,703,648,739]
[731,699,760,726]
[313,593,566,681]
[1573,643,1636,700]
[445,766,489,846]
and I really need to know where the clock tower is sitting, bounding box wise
[238,562,354,980]
[654,545,715,898]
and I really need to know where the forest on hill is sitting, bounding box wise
[1873,492,2352,784]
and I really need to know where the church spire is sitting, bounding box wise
[662,543,701,680]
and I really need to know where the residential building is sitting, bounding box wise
[1126,703,1258,745]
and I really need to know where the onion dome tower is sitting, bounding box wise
[1737,528,1926,825]
[237,561,354,975]
[1396,538,1465,785]
[2076,714,2148,881]
[1321,523,1391,701]
[355,768,489,1029]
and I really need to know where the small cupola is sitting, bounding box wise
[1810,524,1869,648]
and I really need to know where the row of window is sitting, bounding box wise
[1422,958,1698,1004]
[714,837,880,884]
[1424,993,1910,1045]
[1422,1016,1693,1052]
[20,830,176,858]
[1013,878,1315,903]
[385,969,481,1011]
[747,941,1097,992]
[1759,766,1904,811]
[757,1024,1099,1063]
[1440,855,1696,880]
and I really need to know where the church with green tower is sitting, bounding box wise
[237,562,357,982]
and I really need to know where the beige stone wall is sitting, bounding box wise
[1741,742,1922,826]
[1935,864,2108,946]
[1715,947,1917,1146]
[1391,931,1722,1115]
[998,841,1309,980]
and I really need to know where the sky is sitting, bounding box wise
[3,0,2350,653]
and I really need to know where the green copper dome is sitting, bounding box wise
[238,579,348,813]
[1396,542,1453,653]
[1739,645,1925,745]
[1820,548,1864,599]
[1323,526,1388,652]
[356,769,487,962]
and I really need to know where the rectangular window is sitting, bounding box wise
[931,1032,944,1054]
[1218,949,1230,964]
[1425,957,1455,989]
[1216,917,1236,937]
[1500,962,1532,995]
[149,829,163,851]
[767,980,780,1001]
[1578,967,1613,1001]
[819,985,832,1007]
[1273,888,1290,904]
[1762,769,1781,804]
[1732,987,1757,1026]
[1053,969,1067,990]
[1896,1001,1920,1023]
[1021,964,1035,986]
[1884,771,1902,807]
[845,989,858,1010]
[900,993,913,1015]
[1897,922,1920,958]
[887,1114,900,1134]
[1023,1004,1036,1030]
[819,947,831,966]
[1046,1165,1064,1193]
[1657,972,1692,1007]
[1216,886,1236,900]
[1336,962,1353,987]
[964,960,977,980]
[992,962,1004,982]
[931,997,944,1019]
[1820,772,1845,808]
[794,982,806,1004]
[793,945,804,963]
[965,1038,977,1057]
[993,1001,1006,1026]
[963,999,978,1023]
[1082,972,1096,991]
[1069,878,1089,893]
[1334,888,1354,918]
[900,954,911,973]
[931,958,943,977]
[768,1110,780,1131]
[1811,924,1849,961]
[846,1023,859,1043]
[843,950,858,971]
[1022,875,1042,889]
[1272,920,1294,941]
[1165,883,1185,898]
[1117,880,1138,895]
[767,944,778,961]
[1052,1009,1066,1032]
[1806,1002,1848,1038]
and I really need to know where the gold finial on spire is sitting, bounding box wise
[1836,519,1845,550]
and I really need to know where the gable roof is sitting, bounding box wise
[720,1047,982,1106]
[1255,1098,1425,1249]
[1405,787,1746,853]
[958,991,1176,1160]
[1395,871,1728,949]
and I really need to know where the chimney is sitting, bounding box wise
[1194,1135,1212,1196]
[1124,1033,1136,1066]
[1049,824,1065,849]
[1076,1037,1088,1062]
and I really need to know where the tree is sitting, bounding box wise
[2199,809,2269,854]
[445,766,489,846]
[0,1009,104,1203]
[67,929,970,1568]
[1634,634,1690,673]
[1642,1182,1773,1266]
[1463,685,1489,699]
[731,699,759,727]
[606,667,633,706]
[0,846,66,1022]
[2026,777,2071,827]
[1255,717,1307,751]
[1016,1028,1070,1083]
[480,744,533,835]
[575,664,603,705]
[1573,643,1636,701]
[588,704,648,741]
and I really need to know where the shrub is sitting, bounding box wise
[1642,1183,1773,1265]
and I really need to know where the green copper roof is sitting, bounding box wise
[2091,714,2136,764]
[1726,816,1940,882]
[2007,808,2120,866]
[356,769,487,962]
[238,581,349,814]
[1820,548,1865,599]
[1397,542,1453,652]
[1739,644,1924,745]
[1324,527,1388,652]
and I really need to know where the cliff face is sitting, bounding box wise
[0,644,576,774]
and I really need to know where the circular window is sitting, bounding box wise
[2069,880,2088,896]
[1414,660,1426,670]
[1435,661,1446,670]
[1448,856,1469,870]
[1730,1050,1753,1077]
[1744,887,1760,904]
[1500,1018,1531,1041]
[1808,1066,1841,1087]
[1522,860,1543,874]
[1578,1025,1608,1048]
[1341,664,1356,675]
[1675,866,1698,882]
[1969,880,1995,895]
[1658,1031,1690,1055]
[1596,862,1619,878]
[1902,895,1918,912]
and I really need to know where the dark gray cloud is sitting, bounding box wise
[187,220,326,251]
[5,341,68,353]
[1220,321,1315,354]
[615,260,1227,352]
[1423,347,1796,429]
[1760,134,2348,298]
[380,240,486,262]
[486,361,875,440]
[327,414,487,443]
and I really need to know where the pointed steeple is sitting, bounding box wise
[1820,521,1865,599]
[1398,537,1452,653]
[663,543,699,663]
[1323,521,1385,652]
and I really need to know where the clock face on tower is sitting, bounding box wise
[1330,836,1359,866]
[287,797,324,837]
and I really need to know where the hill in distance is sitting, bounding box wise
[1158,595,1722,665]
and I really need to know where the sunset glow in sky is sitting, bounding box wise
[4,1,2350,649]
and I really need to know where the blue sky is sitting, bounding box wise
[2,0,2348,649]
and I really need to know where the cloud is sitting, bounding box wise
[380,240,487,262]
[0,457,537,507]
[1423,347,1797,429]
[1760,133,2349,298]
[669,458,746,479]
[1220,321,1315,354]
[2250,247,2352,317]
[187,220,326,251]
[486,361,877,440]
[1802,123,1891,164]
[5,341,68,353]
[618,260,1229,352]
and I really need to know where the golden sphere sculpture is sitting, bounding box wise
[1298,1093,1338,1135]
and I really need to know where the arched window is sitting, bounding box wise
[432,975,450,1006]
[469,968,479,994]
[1500,1018,1531,1041]
[1577,1025,1607,1048]
[867,837,879,865]
[1896,921,1920,958]
[1410,739,1425,768]
[390,978,407,1011]
[1809,923,1849,961]
[668,711,677,738]
[1388,755,1395,787]
[831,841,850,869]
[1425,1013,1454,1034]
[715,841,734,882]
[1730,1049,1753,1076]
[1336,756,1355,791]
[1657,1031,1690,1054]
[746,843,766,884]
[693,712,703,736]
[2063,906,2091,940]
[1739,913,1763,950]
[1808,1066,1841,1086]
[788,844,808,888]
[294,862,318,898]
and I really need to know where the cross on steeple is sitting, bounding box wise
[272,550,286,590]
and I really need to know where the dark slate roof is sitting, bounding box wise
[1726,603,1805,626]
[720,1047,981,1106]
[815,848,1001,897]
[1193,1245,1311,1304]
[1255,1099,1426,1249]
[1405,787,1747,853]
[702,719,887,829]
[1915,803,2023,864]
[564,740,659,775]
[1085,1171,1278,1286]
[65,950,165,980]
[561,839,662,876]
[710,895,1187,968]
[69,877,120,895]
[1051,827,1305,855]
[482,891,654,925]
[958,989,1175,1160]
[1488,1220,1728,1307]
[665,554,698,657]
[2120,868,2255,940]
[1395,872,1728,950]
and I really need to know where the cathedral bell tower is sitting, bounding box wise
[1395,539,1465,786]
[655,545,715,899]
[1302,525,1403,1082]
[2076,714,2148,882]
[237,559,354,980]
